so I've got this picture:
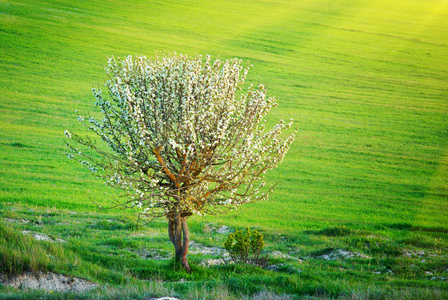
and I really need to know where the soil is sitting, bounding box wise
[0,272,97,293]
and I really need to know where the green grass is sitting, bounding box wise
[1,206,447,299]
[1,0,447,298]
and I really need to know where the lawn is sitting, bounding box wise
[0,0,447,299]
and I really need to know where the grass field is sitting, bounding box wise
[1,0,447,298]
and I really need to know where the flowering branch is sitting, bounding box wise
[65,54,296,219]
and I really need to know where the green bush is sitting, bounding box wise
[224,228,267,266]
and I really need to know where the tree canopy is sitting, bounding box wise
[65,54,295,271]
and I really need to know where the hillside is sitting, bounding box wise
[0,0,447,298]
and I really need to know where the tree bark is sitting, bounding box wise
[168,214,191,273]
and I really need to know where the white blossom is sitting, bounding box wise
[64,130,72,138]
[64,53,295,218]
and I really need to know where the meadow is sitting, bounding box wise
[0,0,447,298]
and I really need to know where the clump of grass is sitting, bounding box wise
[316,226,356,237]
[0,220,118,284]
[309,247,336,258]
[401,233,445,249]
[0,221,58,276]
[345,286,448,300]
[368,240,403,256]
[89,220,137,231]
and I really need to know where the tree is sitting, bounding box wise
[65,54,295,272]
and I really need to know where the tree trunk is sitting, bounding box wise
[168,214,191,273]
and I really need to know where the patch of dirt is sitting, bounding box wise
[133,248,171,260]
[271,251,303,262]
[203,223,232,234]
[249,292,294,300]
[430,276,447,281]
[189,241,234,267]
[21,231,66,243]
[267,263,302,274]
[315,249,371,260]
[216,225,232,234]
[189,241,227,256]
[402,249,427,257]
[373,269,394,275]
[130,233,147,237]
[0,272,97,292]
[1,217,29,223]
[199,258,227,267]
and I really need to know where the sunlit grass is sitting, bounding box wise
[1,0,447,298]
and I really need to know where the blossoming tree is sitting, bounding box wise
[65,54,295,272]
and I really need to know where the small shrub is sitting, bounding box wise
[224,228,268,267]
